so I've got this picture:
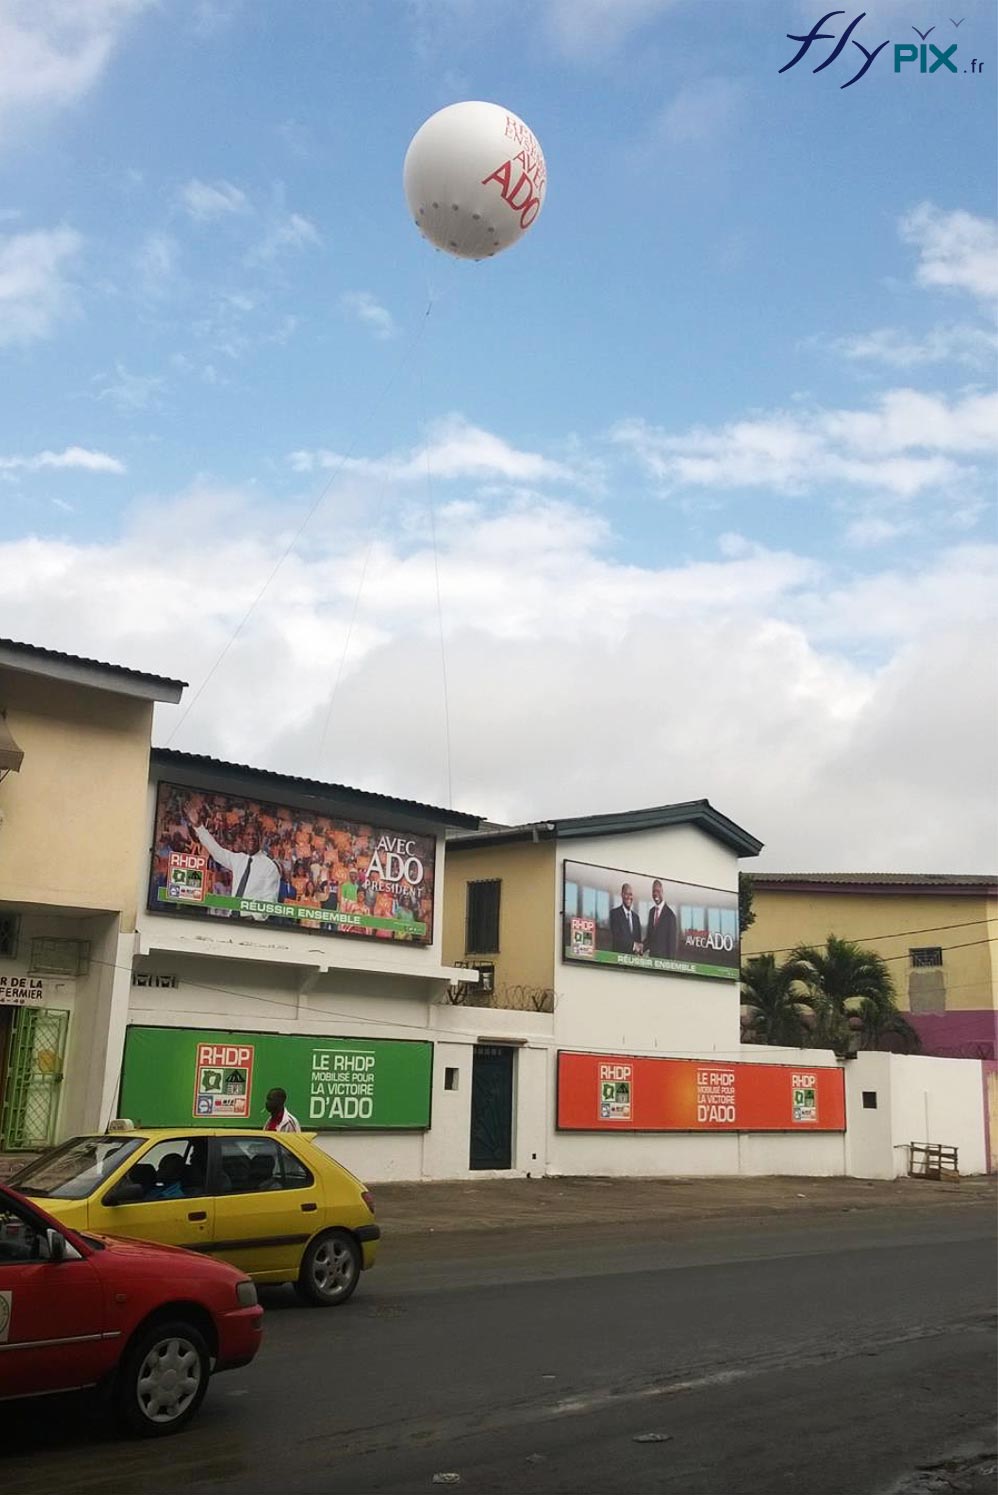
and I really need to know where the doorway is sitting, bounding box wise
[0,1007,12,1137]
[469,1043,515,1170]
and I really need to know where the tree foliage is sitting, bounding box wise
[740,934,921,1054]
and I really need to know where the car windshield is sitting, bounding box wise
[10,1135,146,1199]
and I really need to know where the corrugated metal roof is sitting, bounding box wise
[751,872,997,891]
[450,799,763,858]
[151,747,481,829]
[0,637,187,692]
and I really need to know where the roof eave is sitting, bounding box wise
[149,747,481,831]
[0,641,185,703]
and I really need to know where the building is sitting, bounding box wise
[742,873,998,1060]
[0,639,183,1151]
[2,632,991,1179]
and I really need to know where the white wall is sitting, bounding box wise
[546,1042,846,1179]
[554,825,742,1058]
[845,1052,988,1178]
[120,949,555,1183]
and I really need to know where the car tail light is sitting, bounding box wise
[361,1190,375,1214]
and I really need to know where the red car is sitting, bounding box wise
[0,1183,263,1436]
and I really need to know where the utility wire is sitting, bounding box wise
[164,308,437,750]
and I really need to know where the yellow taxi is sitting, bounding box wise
[8,1127,380,1307]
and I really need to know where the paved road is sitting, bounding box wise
[4,1203,995,1494]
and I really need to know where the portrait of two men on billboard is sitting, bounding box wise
[608,879,677,957]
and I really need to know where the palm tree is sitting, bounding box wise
[787,935,921,1054]
[740,953,814,1047]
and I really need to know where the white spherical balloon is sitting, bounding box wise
[403,101,546,261]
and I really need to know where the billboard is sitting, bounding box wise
[557,1051,845,1132]
[119,1025,433,1130]
[563,860,739,981]
[149,782,436,946]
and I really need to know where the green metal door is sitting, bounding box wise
[0,1007,69,1149]
[469,1043,515,1170]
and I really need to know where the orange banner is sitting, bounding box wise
[557,1051,846,1132]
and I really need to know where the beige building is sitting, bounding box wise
[0,639,183,1150]
[742,873,998,1060]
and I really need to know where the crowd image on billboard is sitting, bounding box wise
[562,859,739,980]
[149,783,435,946]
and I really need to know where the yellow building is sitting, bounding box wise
[742,873,998,1059]
[442,830,558,1010]
[0,639,183,1152]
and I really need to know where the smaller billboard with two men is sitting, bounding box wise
[563,860,740,982]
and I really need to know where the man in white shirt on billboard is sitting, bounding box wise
[264,1087,301,1133]
[191,821,281,921]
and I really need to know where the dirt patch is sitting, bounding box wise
[372,1173,995,1237]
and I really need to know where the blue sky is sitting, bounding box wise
[1,0,996,869]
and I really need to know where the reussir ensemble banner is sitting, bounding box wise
[563,860,740,981]
[557,1051,845,1132]
[149,781,436,946]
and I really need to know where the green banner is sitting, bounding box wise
[119,1025,432,1130]
[155,887,427,935]
[585,949,737,981]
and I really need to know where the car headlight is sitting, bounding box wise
[236,1280,258,1307]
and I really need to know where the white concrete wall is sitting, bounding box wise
[546,1042,845,1179]
[845,1052,988,1178]
[553,825,742,1058]
[119,950,555,1183]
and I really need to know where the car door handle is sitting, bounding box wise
[300,1203,317,1213]
[188,1211,208,1222]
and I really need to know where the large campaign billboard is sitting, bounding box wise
[149,781,436,946]
[563,860,739,981]
[557,1051,845,1133]
[120,1025,433,1130]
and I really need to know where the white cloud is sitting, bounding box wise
[0,446,125,474]
[341,290,398,341]
[0,225,82,345]
[134,232,178,298]
[247,211,321,264]
[0,0,152,143]
[1,478,993,870]
[843,516,908,548]
[290,415,575,486]
[179,178,249,221]
[614,389,998,498]
[901,204,998,302]
[828,324,998,371]
[95,362,166,412]
[545,0,680,55]
[656,77,746,147]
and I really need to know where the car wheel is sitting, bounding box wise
[115,1319,210,1437]
[295,1229,361,1306]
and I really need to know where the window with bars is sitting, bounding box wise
[465,880,501,954]
[29,937,91,978]
[910,947,943,968]
[0,914,19,960]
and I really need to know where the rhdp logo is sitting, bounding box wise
[780,12,984,89]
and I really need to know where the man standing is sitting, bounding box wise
[609,883,643,955]
[191,821,281,921]
[644,879,678,959]
[264,1087,301,1133]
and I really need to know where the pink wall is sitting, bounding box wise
[909,1010,997,1060]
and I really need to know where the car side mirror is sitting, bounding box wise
[42,1228,81,1263]
[44,1228,66,1263]
[104,1180,145,1206]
